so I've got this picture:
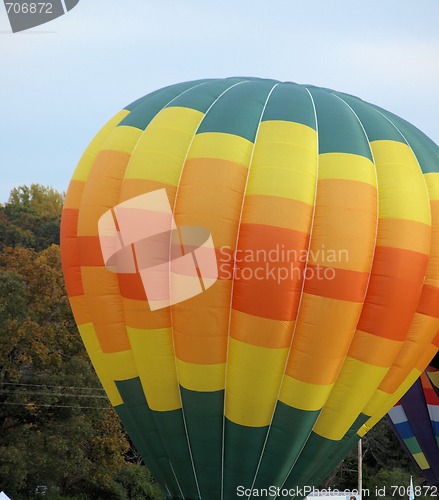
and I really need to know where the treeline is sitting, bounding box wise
[0,185,423,499]
[0,185,163,499]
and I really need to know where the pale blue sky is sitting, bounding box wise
[1,0,438,202]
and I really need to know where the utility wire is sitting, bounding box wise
[0,390,107,399]
[0,382,105,392]
[0,401,111,410]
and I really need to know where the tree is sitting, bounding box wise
[0,244,136,498]
[0,185,165,498]
[0,184,63,251]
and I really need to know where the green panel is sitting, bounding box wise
[180,388,224,499]
[120,80,211,130]
[114,404,175,499]
[116,378,199,499]
[262,82,316,130]
[334,92,406,144]
[404,435,423,454]
[306,87,373,160]
[167,78,248,113]
[372,107,439,174]
[222,419,268,499]
[252,403,320,492]
[123,79,210,112]
[281,413,369,497]
[123,89,163,112]
[196,79,277,142]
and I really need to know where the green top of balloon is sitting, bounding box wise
[120,77,438,174]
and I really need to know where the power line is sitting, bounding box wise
[0,401,112,410]
[1,382,105,392]
[0,390,107,399]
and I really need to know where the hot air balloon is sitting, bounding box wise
[60,77,439,500]
[388,372,439,487]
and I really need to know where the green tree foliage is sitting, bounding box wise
[0,186,164,499]
[0,184,63,251]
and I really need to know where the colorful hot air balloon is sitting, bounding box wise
[388,372,439,487]
[60,77,439,500]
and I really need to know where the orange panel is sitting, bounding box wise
[78,236,105,267]
[173,157,248,248]
[78,150,131,236]
[120,178,177,205]
[60,208,78,240]
[64,180,85,209]
[230,309,294,348]
[80,266,130,353]
[122,297,171,330]
[174,330,227,365]
[118,272,147,301]
[307,179,377,272]
[357,246,429,341]
[232,223,309,321]
[285,294,363,385]
[243,194,313,233]
[60,208,83,297]
[69,295,92,325]
[377,218,431,253]
[305,265,369,302]
[377,312,439,393]
[348,329,403,367]
[417,284,439,318]
[172,280,232,364]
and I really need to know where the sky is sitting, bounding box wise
[0,0,438,203]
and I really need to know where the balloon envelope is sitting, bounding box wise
[60,78,439,499]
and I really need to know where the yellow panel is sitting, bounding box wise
[278,375,333,411]
[225,338,288,427]
[246,167,317,204]
[424,172,439,201]
[103,351,137,380]
[187,132,253,166]
[371,140,431,224]
[78,323,123,406]
[256,120,316,145]
[125,107,205,184]
[357,368,421,437]
[413,453,430,470]
[177,360,225,392]
[101,125,143,154]
[313,357,388,440]
[318,153,376,186]
[246,122,317,204]
[127,326,181,412]
[72,109,129,182]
